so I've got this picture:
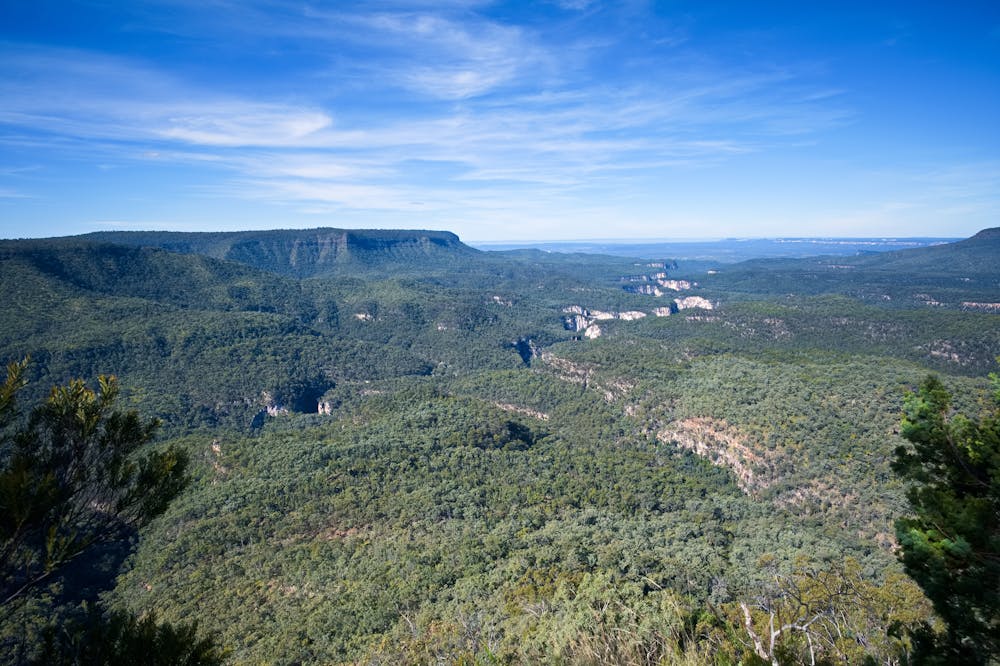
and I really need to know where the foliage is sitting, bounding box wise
[892,374,1000,663]
[2,229,998,662]
[0,361,222,663]
[0,360,188,606]
[727,557,933,665]
[108,377,945,663]
[32,608,225,666]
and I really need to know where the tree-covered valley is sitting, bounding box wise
[1,227,998,664]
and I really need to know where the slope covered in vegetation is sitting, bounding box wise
[0,228,997,663]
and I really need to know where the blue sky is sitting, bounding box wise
[1,1,998,241]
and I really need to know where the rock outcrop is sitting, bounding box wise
[961,301,1000,312]
[562,306,647,338]
[494,402,550,421]
[673,296,714,310]
[624,284,663,296]
[513,337,541,366]
[624,279,694,296]
[658,417,774,495]
[562,315,587,332]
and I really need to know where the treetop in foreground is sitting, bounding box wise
[894,372,1000,664]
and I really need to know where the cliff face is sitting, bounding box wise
[77,228,479,278]
[658,417,774,496]
[562,306,650,338]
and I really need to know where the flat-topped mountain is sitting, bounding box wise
[77,227,479,278]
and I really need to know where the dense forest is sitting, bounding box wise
[1,227,998,664]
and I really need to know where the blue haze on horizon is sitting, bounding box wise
[0,1,998,242]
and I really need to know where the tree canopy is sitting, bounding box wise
[893,374,1000,663]
[0,360,222,663]
[0,359,188,606]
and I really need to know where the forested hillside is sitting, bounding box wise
[699,227,1000,309]
[1,228,997,664]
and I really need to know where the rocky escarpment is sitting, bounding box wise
[961,301,1000,312]
[674,296,714,310]
[658,417,776,496]
[623,278,695,296]
[616,266,715,327]
[562,306,648,338]
[624,284,664,296]
[562,296,715,338]
[537,352,635,402]
[78,228,479,278]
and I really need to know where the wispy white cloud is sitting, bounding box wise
[156,107,333,147]
[136,3,549,100]
[0,47,335,147]
[234,179,419,210]
[551,0,597,10]
[352,12,544,99]
[0,3,858,234]
[0,165,42,176]
[237,154,385,181]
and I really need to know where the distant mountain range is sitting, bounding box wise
[474,235,960,264]
[12,227,991,280]
[75,228,478,278]
[697,227,1000,301]
[833,226,1000,275]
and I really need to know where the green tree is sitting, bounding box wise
[893,374,1000,664]
[0,359,223,664]
[0,359,187,605]
[30,608,223,666]
[729,557,932,666]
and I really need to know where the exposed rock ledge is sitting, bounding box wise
[563,305,648,322]
[674,296,714,310]
[494,402,550,421]
[657,417,773,496]
[562,306,647,338]
[538,352,634,402]
[623,279,695,296]
[563,297,715,338]
[961,301,1000,312]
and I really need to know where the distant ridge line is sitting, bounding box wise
[69,227,478,278]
